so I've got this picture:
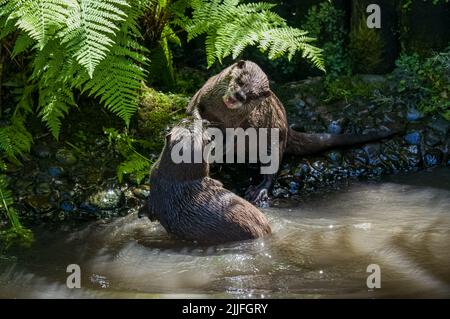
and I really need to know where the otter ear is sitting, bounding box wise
[236,60,246,68]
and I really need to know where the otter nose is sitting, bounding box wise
[234,91,246,103]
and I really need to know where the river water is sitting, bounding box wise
[1,168,449,298]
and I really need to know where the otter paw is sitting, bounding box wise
[245,187,269,208]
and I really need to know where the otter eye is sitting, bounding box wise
[235,78,244,86]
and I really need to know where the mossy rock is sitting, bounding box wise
[136,86,190,147]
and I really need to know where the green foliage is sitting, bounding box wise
[324,75,384,103]
[392,49,450,119]
[105,128,153,184]
[349,13,384,74]
[302,1,350,78]
[0,116,33,245]
[105,87,188,184]
[171,0,324,70]
[1,0,148,138]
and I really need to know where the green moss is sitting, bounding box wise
[137,86,190,147]
[324,75,385,103]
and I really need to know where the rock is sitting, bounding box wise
[35,182,52,195]
[289,181,299,194]
[294,99,306,108]
[359,74,387,84]
[327,121,342,134]
[272,187,289,198]
[311,160,326,172]
[132,186,150,199]
[424,131,441,147]
[48,166,64,178]
[363,143,381,166]
[428,116,450,135]
[406,108,423,122]
[293,163,310,180]
[25,195,54,213]
[88,188,124,210]
[60,201,75,212]
[405,145,421,168]
[33,144,51,159]
[326,150,343,164]
[404,131,421,145]
[55,148,77,165]
[79,202,98,214]
[423,149,443,167]
[305,96,318,107]
[351,149,368,165]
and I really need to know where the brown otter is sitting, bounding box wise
[187,60,400,204]
[138,118,271,244]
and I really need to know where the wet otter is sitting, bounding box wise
[187,60,399,204]
[138,118,271,244]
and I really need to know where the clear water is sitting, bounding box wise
[1,168,449,298]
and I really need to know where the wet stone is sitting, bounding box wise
[25,195,54,213]
[363,143,381,166]
[33,144,51,159]
[423,149,443,167]
[289,181,299,194]
[272,187,290,198]
[327,121,342,134]
[406,108,423,122]
[55,149,77,166]
[60,201,75,212]
[404,131,421,145]
[405,145,421,167]
[326,150,343,164]
[424,131,441,147]
[428,116,450,135]
[35,182,52,195]
[88,189,124,210]
[48,166,64,178]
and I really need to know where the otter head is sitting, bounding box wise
[159,118,211,181]
[222,60,271,112]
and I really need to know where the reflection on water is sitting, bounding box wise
[1,168,449,298]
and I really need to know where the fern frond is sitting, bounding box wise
[175,0,325,70]
[0,117,33,164]
[38,85,75,138]
[75,32,147,125]
[11,0,72,49]
[61,0,130,77]
[117,153,151,183]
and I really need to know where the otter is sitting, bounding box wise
[187,60,399,204]
[138,118,271,244]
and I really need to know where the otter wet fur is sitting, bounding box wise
[138,118,271,244]
[187,60,400,205]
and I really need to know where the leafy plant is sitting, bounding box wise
[349,11,384,74]
[105,128,153,184]
[0,115,33,245]
[174,0,324,70]
[301,1,350,78]
[392,48,450,119]
[0,0,149,138]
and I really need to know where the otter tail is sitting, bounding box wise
[286,127,399,156]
